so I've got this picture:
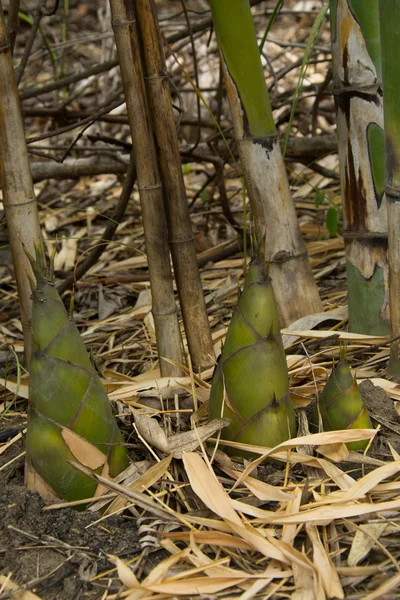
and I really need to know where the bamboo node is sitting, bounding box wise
[137,183,162,191]
[332,82,380,96]
[144,73,169,82]
[270,249,308,264]
[343,230,388,240]
[111,18,136,29]
[4,195,37,208]
[153,308,179,317]
[384,184,400,201]
[168,234,195,244]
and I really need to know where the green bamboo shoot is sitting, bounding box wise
[312,348,372,451]
[26,247,129,502]
[209,245,296,454]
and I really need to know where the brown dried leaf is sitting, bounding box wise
[306,524,344,598]
[222,466,293,502]
[105,455,172,515]
[292,548,318,600]
[348,523,389,567]
[0,575,43,599]
[337,460,400,501]
[109,555,139,589]
[362,571,400,600]
[25,461,59,501]
[134,414,169,454]
[182,452,242,526]
[168,418,230,458]
[268,497,400,525]
[317,443,349,462]
[163,530,253,550]
[61,428,107,470]
[0,376,29,399]
[135,415,229,457]
[282,487,302,545]
[143,576,248,595]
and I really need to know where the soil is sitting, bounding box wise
[0,429,141,600]
[360,379,400,457]
[1,380,399,599]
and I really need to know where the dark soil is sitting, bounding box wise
[360,379,400,457]
[0,432,140,600]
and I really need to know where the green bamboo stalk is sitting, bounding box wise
[331,0,389,335]
[379,0,400,375]
[0,1,42,363]
[209,0,322,326]
[109,0,183,377]
[134,0,215,369]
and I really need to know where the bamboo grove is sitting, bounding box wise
[0,0,399,504]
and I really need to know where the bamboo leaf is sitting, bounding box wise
[182,452,242,525]
[61,428,107,470]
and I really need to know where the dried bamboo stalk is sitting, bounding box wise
[109,0,182,377]
[133,0,215,370]
[331,0,389,335]
[209,0,322,326]
[0,1,42,362]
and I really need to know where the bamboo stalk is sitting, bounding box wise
[379,0,400,375]
[6,0,20,52]
[109,0,182,377]
[331,0,389,335]
[0,1,42,363]
[209,0,322,326]
[133,0,215,370]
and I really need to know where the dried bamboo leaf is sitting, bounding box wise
[292,549,318,600]
[362,572,400,600]
[348,523,389,567]
[135,414,230,458]
[336,460,400,501]
[105,455,172,515]
[144,576,248,595]
[306,524,344,599]
[0,376,29,399]
[316,443,349,462]
[68,461,178,521]
[267,497,400,525]
[224,467,294,502]
[0,575,43,599]
[109,555,139,588]
[282,487,302,545]
[134,414,169,454]
[61,428,107,470]
[280,330,388,344]
[164,530,253,550]
[167,419,230,458]
[182,452,242,526]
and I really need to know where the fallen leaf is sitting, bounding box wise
[61,428,107,470]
